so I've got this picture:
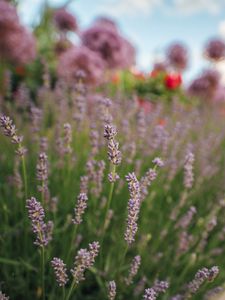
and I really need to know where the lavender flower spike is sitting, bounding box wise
[108,281,116,300]
[104,124,122,165]
[152,157,164,168]
[125,172,141,245]
[184,151,194,189]
[125,255,141,285]
[70,241,100,284]
[72,193,88,225]
[0,291,9,300]
[143,288,157,300]
[51,257,68,287]
[0,115,27,156]
[26,197,53,247]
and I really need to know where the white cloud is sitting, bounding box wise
[172,0,225,15]
[219,20,225,38]
[99,0,163,17]
[99,0,225,17]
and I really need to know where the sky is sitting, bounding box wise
[18,0,225,81]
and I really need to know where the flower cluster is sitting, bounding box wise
[72,193,88,225]
[26,197,53,247]
[70,241,100,284]
[125,172,141,244]
[187,266,219,296]
[184,151,195,189]
[205,38,225,61]
[125,255,141,285]
[57,46,105,85]
[51,257,68,287]
[53,8,78,32]
[167,42,188,71]
[0,291,9,300]
[81,22,135,69]
[104,124,122,166]
[0,0,36,65]
[108,281,116,300]
[0,115,27,156]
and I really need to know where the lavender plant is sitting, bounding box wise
[1,87,225,300]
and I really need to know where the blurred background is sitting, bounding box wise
[17,0,225,82]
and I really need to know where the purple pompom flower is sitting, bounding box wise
[205,38,225,61]
[167,42,188,71]
[57,46,105,85]
[54,8,78,32]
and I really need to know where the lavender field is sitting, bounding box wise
[1,1,225,300]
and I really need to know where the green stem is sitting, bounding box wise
[66,224,78,263]
[41,247,45,300]
[65,279,76,300]
[100,165,116,265]
[21,154,28,200]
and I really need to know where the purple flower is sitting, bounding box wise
[57,46,105,85]
[188,69,220,99]
[143,288,157,300]
[81,24,126,69]
[94,17,118,32]
[104,124,122,165]
[51,257,68,287]
[187,266,219,295]
[0,291,9,300]
[0,1,36,65]
[153,280,169,294]
[205,38,225,61]
[0,115,27,156]
[26,197,53,247]
[108,281,116,300]
[53,8,78,32]
[167,42,188,71]
[72,193,88,225]
[184,151,194,189]
[70,241,100,284]
[152,157,164,168]
[125,255,141,285]
[104,124,117,140]
[125,172,141,244]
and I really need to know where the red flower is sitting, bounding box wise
[137,97,153,113]
[164,73,182,89]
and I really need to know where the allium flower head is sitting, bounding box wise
[51,257,68,287]
[205,38,225,61]
[94,17,118,32]
[54,8,78,32]
[57,46,105,85]
[188,69,220,99]
[167,42,188,71]
[82,24,126,69]
[0,0,19,32]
